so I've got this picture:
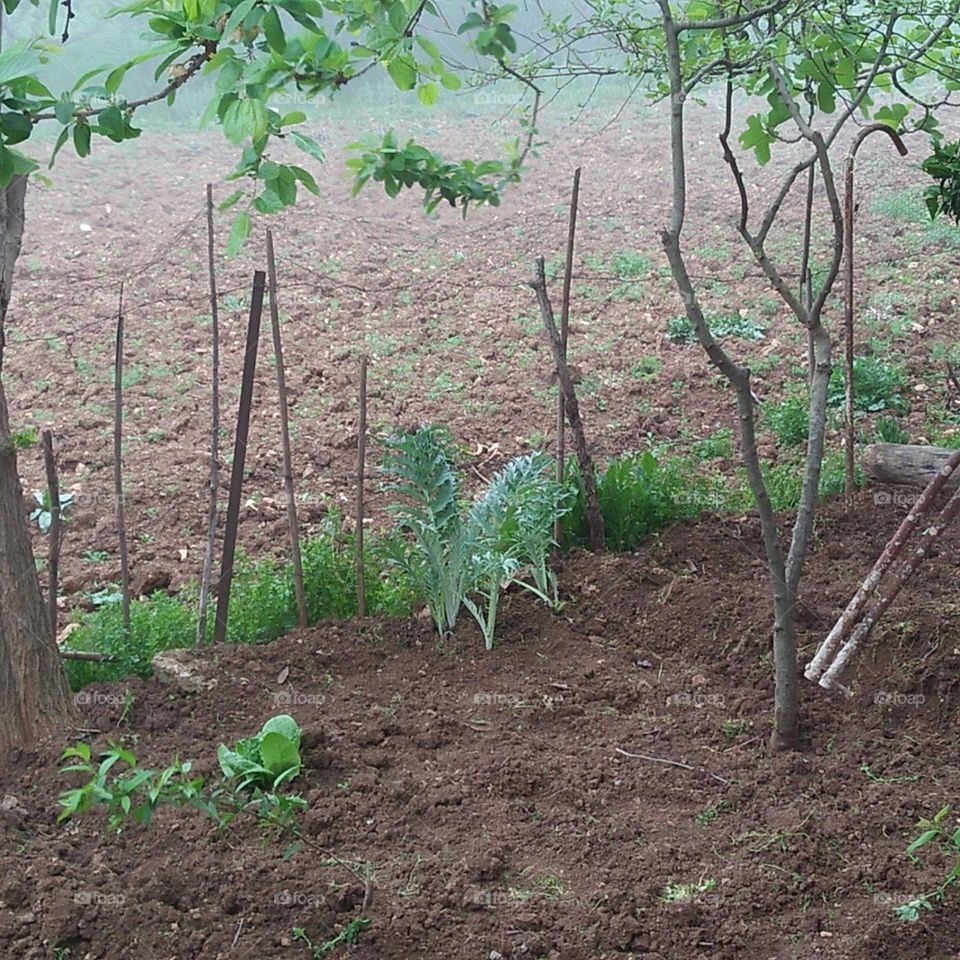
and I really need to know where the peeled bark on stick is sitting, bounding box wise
[530,256,605,553]
[41,430,61,636]
[862,443,960,491]
[806,446,960,683]
[197,183,220,648]
[266,230,307,629]
[819,482,960,690]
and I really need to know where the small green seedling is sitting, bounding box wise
[895,805,960,922]
[30,489,75,533]
[293,918,372,956]
[218,714,303,792]
[661,877,716,902]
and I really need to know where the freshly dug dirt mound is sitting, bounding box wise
[1,496,958,959]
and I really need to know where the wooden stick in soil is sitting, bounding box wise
[113,282,131,635]
[41,429,61,636]
[819,481,960,690]
[59,650,118,662]
[213,271,266,647]
[197,183,221,648]
[265,230,308,629]
[530,256,605,552]
[555,167,581,546]
[805,446,960,683]
[355,354,369,618]
[842,126,908,504]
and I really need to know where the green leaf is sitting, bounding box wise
[290,130,324,164]
[417,82,439,107]
[0,43,38,86]
[225,210,252,256]
[222,97,268,145]
[72,122,91,158]
[387,55,417,92]
[221,0,256,39]
[262,7,286,55]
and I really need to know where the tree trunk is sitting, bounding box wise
[0,176,75,754]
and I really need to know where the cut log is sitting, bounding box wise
[861,443,960,490]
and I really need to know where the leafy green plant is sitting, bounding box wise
[380,425,471,636]
[293,918,372,957]
[561,449,719,552]
[30,489,74,533]
[218,715,303,792]
[62,516,419,688]
[58,741,204,832]
[381,428,567,647]
[827,356,907,413]
[895,805,960,921]
[660,877,716,902]
[10,426,38,449]
[874,415,909,445]
[667,312,766,344]
[922,139,960,224]
[765,394,809,448]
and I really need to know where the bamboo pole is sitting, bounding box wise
[266,230,308,629]
[356,354,369,618]
[213,272,266,646]
[197,183,221,648]
[113,282,131,635]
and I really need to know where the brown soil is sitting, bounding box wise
[6,103,959,612]
[1,496,959,959]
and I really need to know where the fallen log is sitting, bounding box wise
[862,443,960,490]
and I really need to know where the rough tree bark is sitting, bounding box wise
[0,176,75,753]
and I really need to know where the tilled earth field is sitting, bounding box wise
[6,99,960,618]
[0,496,959,959]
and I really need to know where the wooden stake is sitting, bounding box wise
[41,429,61,636]
[266,230,308,629]
[197,183,221,648]
[113,282,131,635]
[213,271,266,646]
[530,256,605,552]
[555,167,581,546]
[356,354,369,618]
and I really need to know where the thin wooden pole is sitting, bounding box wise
[41,429,61,637]
[213,271,266,646]
[555,167,581,546]
[843,126,908,504]
[113,282,131,635]
[197,183,221,648]
[356,354,368,618]
[265,231,308,629]
[530,256,605,552]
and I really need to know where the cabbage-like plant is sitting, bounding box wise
[381,428,567,648]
